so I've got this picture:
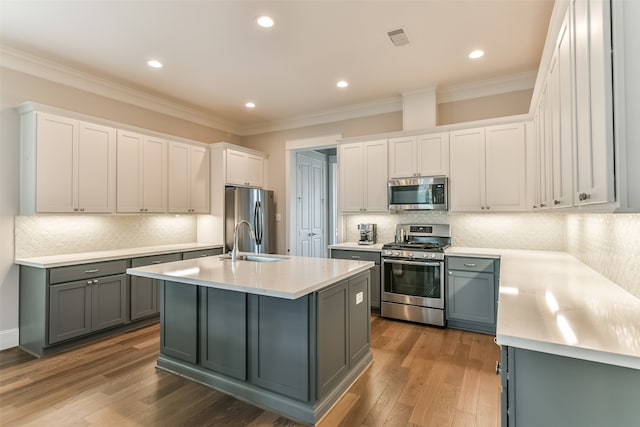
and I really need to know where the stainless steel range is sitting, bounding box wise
[381,224,451,326]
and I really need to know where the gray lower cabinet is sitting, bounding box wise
[49,273,128,345]
[500,345,640,427]
[330,248,381,309]
[182,247,223,260]
[446,256,499,334]
[130,253,181,320]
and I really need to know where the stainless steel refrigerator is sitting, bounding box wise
[225,187,275,254]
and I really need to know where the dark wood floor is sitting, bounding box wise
[0,316,500,426]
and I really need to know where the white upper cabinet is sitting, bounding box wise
[225,149,264,187]
[168,142,209,214]
[20,111,116,214]
[450,124,526,212]
[339,140,388,213]
[388,132,449,178]
[573,0,615,206]
[485,123,527,211]
[116,130,167,213]
[532,81,552,211]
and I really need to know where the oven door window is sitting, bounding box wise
[384,261,441,299]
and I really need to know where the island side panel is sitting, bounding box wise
[248,294,311,402]
[317,280,349,399]
[199,287,247,380]
[160,281,198,363]
[348,272,370,365]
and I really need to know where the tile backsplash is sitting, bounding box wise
[345,212,566,251]
[15,215,197,258]
[566,214,640,299]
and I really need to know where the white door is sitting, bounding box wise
[485,123,526,211]
[189,146,210,213]
[142,136,167,213]
[339,143,364,212]
[296,152,326,258]
[388,136,416,178]
[417,132,449,176]
[116,130,143,213]
[168,142,190,213]
[363,140,389,212]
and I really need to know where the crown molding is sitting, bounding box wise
[1,45,537,137]
[237,96,403,136]
[0,45,241,135]
[437,70,537,104]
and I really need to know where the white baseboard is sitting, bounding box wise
[0,328,19,351]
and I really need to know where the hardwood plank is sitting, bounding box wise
[0,316,500,427]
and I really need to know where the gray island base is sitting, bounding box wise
[127,254,374,425]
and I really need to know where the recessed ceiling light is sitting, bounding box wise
[147,59,163,68]
[336,80,349,88]
[245,102,256,108]
[256,16,274,28]
[468,50,485,59]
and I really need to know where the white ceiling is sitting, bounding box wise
[0,0,554,135]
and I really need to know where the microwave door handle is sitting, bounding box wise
[383,259,442,267]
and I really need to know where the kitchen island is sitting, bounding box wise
[127,253,374,425]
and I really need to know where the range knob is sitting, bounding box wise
[430,253,437,259]
[393,252,400,257]
[407,252,413,258]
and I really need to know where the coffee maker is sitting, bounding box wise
[357,223,376,245]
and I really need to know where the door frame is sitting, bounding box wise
[285,134,341,256]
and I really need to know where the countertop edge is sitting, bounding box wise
[15,243,224,268]
[127,259,375,299]
[496,334,640,370]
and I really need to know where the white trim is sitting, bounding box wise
[3,45,539,137]
[437,71,538,104]
[285,134,341,151]
[1,46,241,135]
[0,328,19,351]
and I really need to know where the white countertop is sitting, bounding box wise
[448,246,640,370]
[15,243,224,268]
[127,253,374,299]
[328,242,384,252]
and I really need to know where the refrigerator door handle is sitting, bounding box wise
[254,201,263,245]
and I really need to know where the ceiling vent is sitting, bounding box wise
[387,27,409,47]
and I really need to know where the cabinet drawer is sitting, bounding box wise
[131,253,181,268]
[50,260,127,284]
[448,256,495,273]
[182,248,222,260]
[331,249,380,264]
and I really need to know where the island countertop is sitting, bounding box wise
[127,253,374,299]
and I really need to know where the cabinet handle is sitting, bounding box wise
[86,280,92,286]
[351,255,361,259]
[486,206,490,210]
[80,208,85,212]
[578,192,590,201]
[74,208,79,212]
[495,361,501,375]
[540,203,546,207]
[151,260,163,264]
[93,279,99,284]
[481,206,485,210]
[464,263,477,267]
[553,200,561,205]
[448,271,453,275]
[533,205,538,209]
[84,269,99,273]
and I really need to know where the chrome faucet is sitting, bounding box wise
[231,220,255,262]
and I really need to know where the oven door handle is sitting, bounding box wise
[383,259,442,267]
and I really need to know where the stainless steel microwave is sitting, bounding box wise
[388,176,448,211]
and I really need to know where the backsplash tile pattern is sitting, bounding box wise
[567,214,640,299]
[15,215,197,258]
[346,212,566,251]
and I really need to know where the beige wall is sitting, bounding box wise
[241,111,403,254]
[438,89,533,125]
